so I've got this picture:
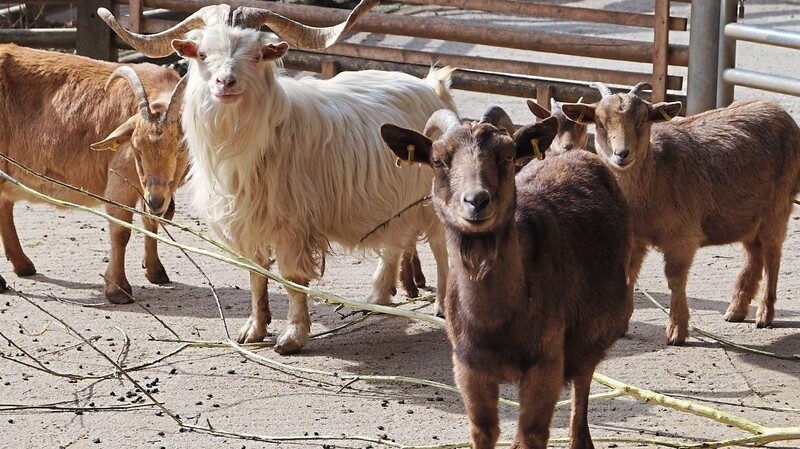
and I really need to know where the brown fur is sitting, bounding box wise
[562,96,800,345]
[381,109,630,449]
[527,99,590,155]
[0,44,188,303]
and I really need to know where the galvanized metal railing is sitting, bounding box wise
[717,0,800,107]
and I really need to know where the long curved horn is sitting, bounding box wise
[106,66,152,122]
[423,109,462,139]
[590,82,613,98]
[162,75,189,124]
[97,5,231,58]
[629,82,653,96]
[480,106,515,133]
[232,0,379,50]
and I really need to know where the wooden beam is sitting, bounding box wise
[652,0,671,101]
[76,0,116,61]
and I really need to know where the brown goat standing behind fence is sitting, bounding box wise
[561,82,800,345]
[381,107,630,449]
[0,44,188,303]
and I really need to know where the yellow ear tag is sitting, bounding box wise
[576,110,586,125]
[111,141,119,152]
[659,108,673,121]
[531,138,543,161]
[406,144,415,164]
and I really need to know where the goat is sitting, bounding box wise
[526,98,590,154]
[0,44,187,303]
[381,107,630,449]
[560,82,800,345]
[99,0,454,354]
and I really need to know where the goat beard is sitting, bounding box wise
[458,233,500,282]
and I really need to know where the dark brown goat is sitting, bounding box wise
[561,82,800,345]
[381,107,630,449]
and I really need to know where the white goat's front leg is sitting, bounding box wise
[429,233,449,317]
[367,247,402,305]
[237,270,272,343]
[276,276,311,355]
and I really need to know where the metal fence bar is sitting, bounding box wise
[686,0,720,115]
[398,0,688,30]
[123,0,690,66]
[722,68,800,97]
[717,0,738,107]
[724,22,800,50]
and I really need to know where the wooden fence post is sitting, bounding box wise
[76,0,117,61]
[651,0,670,102]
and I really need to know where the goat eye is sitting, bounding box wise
[198,52,207,61]
[432,158,444,168]
[504,154,514,163]
[596,122,605,130]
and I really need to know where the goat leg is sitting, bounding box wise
[568,370,596,449]
[453,357,500,449]
[725,238,763,322]
[663,248,695,345]
[141,215,170,284]
[104,204,134,304]
[515,356,563,449]
[237,271,272,343]
[756,241,782,327]
[0,197,35,276]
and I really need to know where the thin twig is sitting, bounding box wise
[9,287,183,425]
[0,402,159,412]
[360,194,431,243]
[113,326,131,376]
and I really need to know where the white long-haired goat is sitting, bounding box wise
[100,0,454,354]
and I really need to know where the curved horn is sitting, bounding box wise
[423,109,462,139]
[629,82,653,96]
[162,75,189,124]
[480,106,515,133]
[232,0,379,50]
[590,82,613,98]
[97,5,230,58]
[106,66,152,122]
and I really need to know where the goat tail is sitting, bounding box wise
[425,65,457,112]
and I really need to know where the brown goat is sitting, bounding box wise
[0,44,188,303]
[561,82,800,345]
[527,98,590,154]
[381,107,630,449]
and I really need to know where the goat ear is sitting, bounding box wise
[172,39,199,58]
[380,124,433,166]
[513,116,558,160]
[649,101,683,122]
[560,103,596,125]
[90,115,138,151]
[262,42,289,62]
[526,99,551,120]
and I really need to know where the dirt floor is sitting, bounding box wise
[2,1,800,449]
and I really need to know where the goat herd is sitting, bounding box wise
[1,1,798,448]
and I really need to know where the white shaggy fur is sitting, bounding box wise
[179,26,455,352]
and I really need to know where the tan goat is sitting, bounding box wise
[561,82,800,345]
[0,44,188,303]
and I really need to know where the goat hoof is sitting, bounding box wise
[0,275,6,290]
[666,323,687,346]
[145,267,171,285]
[402,285,420,299]
[755,307,774,328]
[106,287,133,305]
[724,311,747,323]
[13,263,36,277]
[237,317,268,343]
[366,291,392,305]
[274,323,309,355]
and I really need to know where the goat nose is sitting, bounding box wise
[147,195,165,212]
[614,148,630,159]
[216,75,236,88]
[462,189,491,214]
